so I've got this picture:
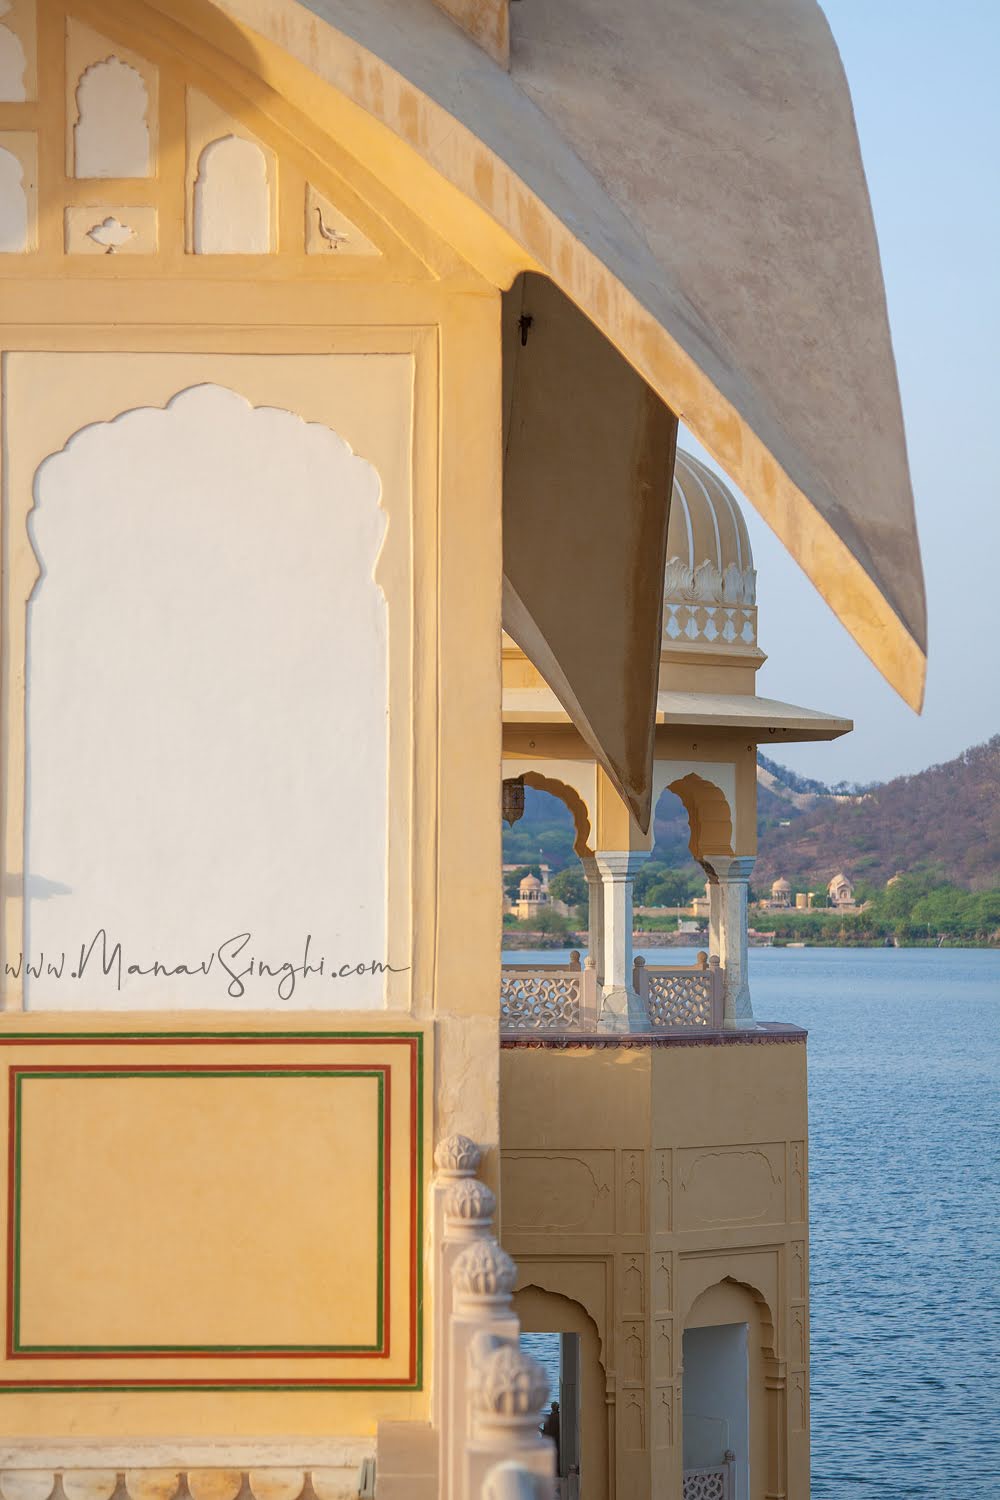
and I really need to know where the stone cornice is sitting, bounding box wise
[500,1023,806,1050]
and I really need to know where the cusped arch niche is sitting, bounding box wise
[519,771,594,857]
[665,772,734,862]
[73,56,150,178]
[24,383,388,1009]
[683,1274,776,1357]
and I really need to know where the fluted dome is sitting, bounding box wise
[772,877,791,893]
[662,451,758,650]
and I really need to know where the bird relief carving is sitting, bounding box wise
[306,185,380,257]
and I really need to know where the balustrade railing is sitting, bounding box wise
[500,950,726,1033]
[432,1134,556,1500]
[500,952,599,1031]
[633,952,724,1030]
[683,1454,735,1499]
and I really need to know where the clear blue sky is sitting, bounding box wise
[684,1,1000,786]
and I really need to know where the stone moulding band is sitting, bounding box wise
[499,1025,807,1049]
[0,1470,369,1500]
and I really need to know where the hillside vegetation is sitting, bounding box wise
[755,737,1000,891]
[503,737,1000,896]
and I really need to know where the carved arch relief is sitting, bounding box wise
[24,384,388,1009]
[73,57,151,178]
[194,136,271,253]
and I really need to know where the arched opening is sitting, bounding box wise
[515,1284,609,1500]
[520,772,593,858]
[501,780,591,942]
[666,773,734,863]
[683,1278,780,1500]
[636,774,735,941]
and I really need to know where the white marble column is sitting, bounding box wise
[705,876,722,960]
[702,854,756,1028]
[594,850,649,1030]
[579,854,605,986]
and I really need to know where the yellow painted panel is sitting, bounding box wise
[0,1019,426,1429]
[18,1072,381,1350]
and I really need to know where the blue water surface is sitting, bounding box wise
[513,946,1000,1498]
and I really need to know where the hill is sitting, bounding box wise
[755,737,1000,892]
[503,738,1000,895]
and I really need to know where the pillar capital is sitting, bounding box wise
[594,849,650,880]
[702,853,756,885]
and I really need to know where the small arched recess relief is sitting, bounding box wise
[0,143,28,251]
[25,384,388,1010]
[0,1,28,102]
[73,57,150,178]
[194,136,270,254]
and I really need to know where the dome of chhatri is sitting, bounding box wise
[519,873,542,892]
[772,876,791,893]
[662,451,759,651]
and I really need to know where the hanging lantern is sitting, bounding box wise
[502,775,525,827]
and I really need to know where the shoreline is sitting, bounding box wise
[502,930,999,952]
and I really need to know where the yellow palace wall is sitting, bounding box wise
[500,1037,810,1500]
[0,0,506,1443]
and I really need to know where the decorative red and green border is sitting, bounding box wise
[0,1029,424,1392]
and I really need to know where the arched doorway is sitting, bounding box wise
[683,1279,778,1500]
[515,1285,609,1500]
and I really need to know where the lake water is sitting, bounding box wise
[513,946,1000,1497]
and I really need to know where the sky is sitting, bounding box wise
[682,1,1000,787]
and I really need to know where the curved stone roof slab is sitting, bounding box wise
[213,0,926,708]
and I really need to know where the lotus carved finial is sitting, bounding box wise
[434,1133,482,1177]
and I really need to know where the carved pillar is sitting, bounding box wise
[706,878,722,961]
[701,855,755,1028]
[594,850,650,1030]
[579,854,605,986]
